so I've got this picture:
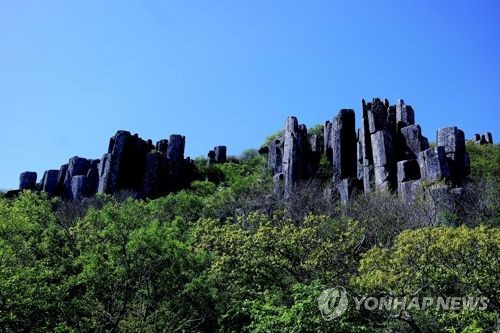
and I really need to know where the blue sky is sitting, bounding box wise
[1,0,499,189]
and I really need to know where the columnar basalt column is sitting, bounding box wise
[19,172,37,190]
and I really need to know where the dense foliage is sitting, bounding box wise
[0,144,498,332]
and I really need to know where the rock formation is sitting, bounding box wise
[14,97,484,205]
[260,98,473,203]
[472,132,493,145]
[207,146,227,166]
[17,130,200,200]
[19,172,37,190]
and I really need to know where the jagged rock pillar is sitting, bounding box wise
[418,147,450,182]
[42,170,59,195]
[214,146,227,163]
[330,109,356,202]
[166,134,186,192]
[371,130,396,191]
[282,117,310,198]
[437,127,469,184]
[283,117,300,198]
[64,156,90,198]
[19,172,37,190]
[331,109,357,182]
[98,131,130,194]
[70,175,87,200]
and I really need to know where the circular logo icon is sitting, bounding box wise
[318,287,349,321]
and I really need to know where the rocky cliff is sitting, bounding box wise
[15,97,493,202]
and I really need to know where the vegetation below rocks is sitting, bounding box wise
[0,143,498,332]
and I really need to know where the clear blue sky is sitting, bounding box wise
[1,0,499,189]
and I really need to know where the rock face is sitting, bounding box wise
[64,156,91,197]
[328,109,357,202]
[16,97,478,205]
[71,175,87,200]
[42,170,59,195]
[19,130,198,200]
[260,98,473,203]
[19,172,37,190]
[282,117,304,198]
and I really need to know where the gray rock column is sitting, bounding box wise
[331,109,357,182]
[283,116,300,198]
[142,151,165,198]
[167,135,185,162]
[484,132,493,144]
[371,130,395,191]
[214,146,227,163]
[396,99,415,128]
[56,164,69,195]
[418,147,449,182]
[156,139,168,154]
[42,170,59,195]
[267,139,283,175]
[98,131,130,194]
[207,150,216,166]
[70,175,87,200]
[324,121,333,161]
[19,172,37,190]
[367,98,388,134]
[399,125,429,159]
[86,168,99,195]
[437,127,468,182]
[64,156,90,197]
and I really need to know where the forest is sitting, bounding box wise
[0,138,498,332]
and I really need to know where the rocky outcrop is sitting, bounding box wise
[18,130,197,200]
[260,97,474,203]
[207,146,227,166]
[472,132,493,145]
[15,97,482,205]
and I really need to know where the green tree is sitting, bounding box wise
[354,226,500,332]
[75,198,213,331]
[193,213,368,332]
[0,192,81,331]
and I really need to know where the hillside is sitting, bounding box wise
[0,120,498,331]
